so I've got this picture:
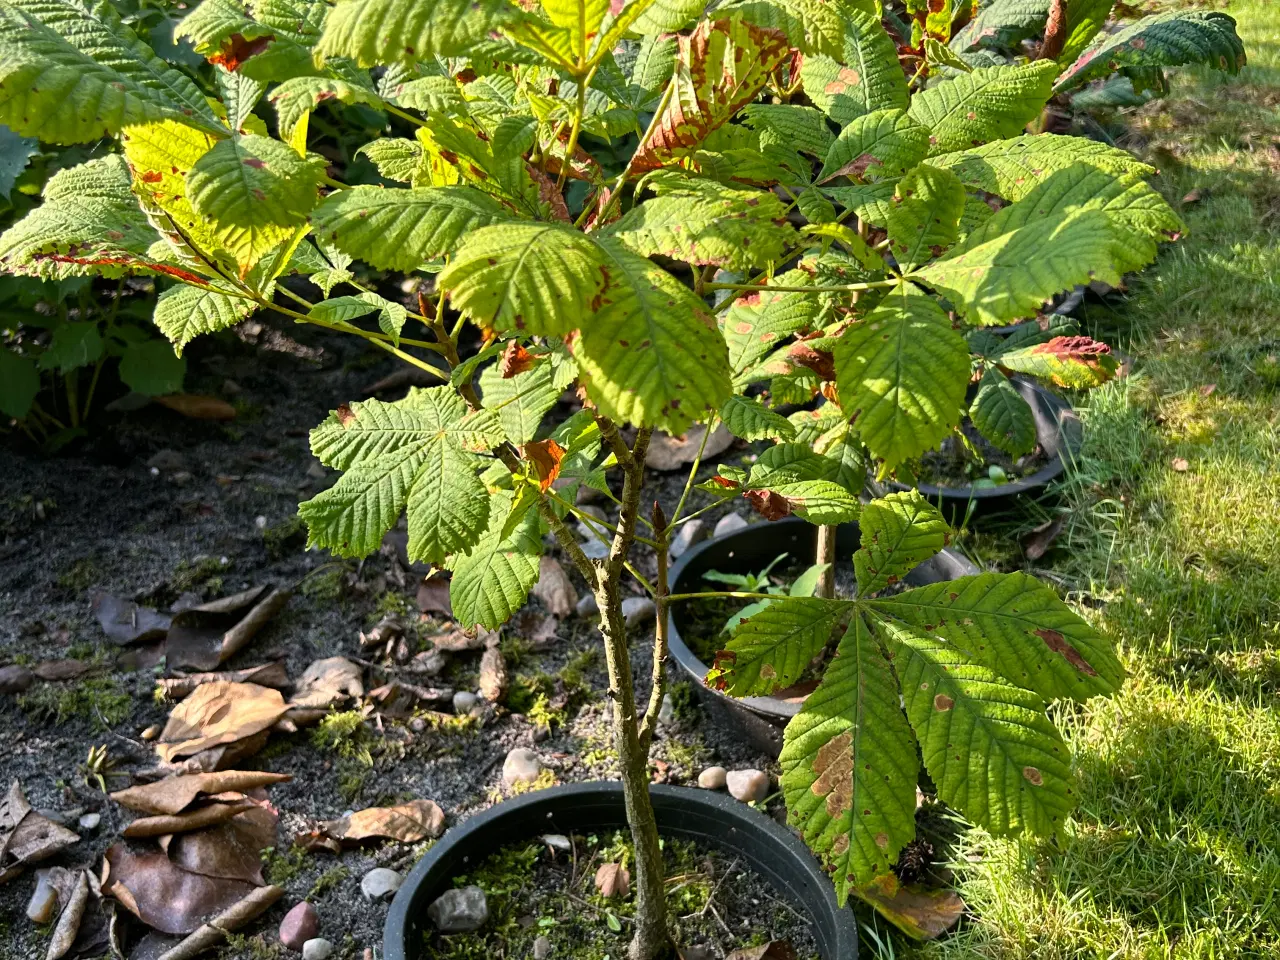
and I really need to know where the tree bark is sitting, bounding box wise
[815,523,837,599]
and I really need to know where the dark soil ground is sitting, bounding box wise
[0,316,793,960]
[916,418,1051,489]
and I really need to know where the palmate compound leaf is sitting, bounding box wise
[874,617,1076,837]
[720,395,796,442]
[907,62,1059,156]
[0,0,220,144]
[819,109,930,184]
[631,16,791,172]
[719,271,825,387]
[310,185,511,274]
[186,135,327,273]
[884,163,966,273]
[705,597,846,697]
[270,77,384,148]
[153,284,258,353]
[969,367,1037,457]
[800,5,908,126]
[832,283,969,470]
[1054,11,1246,94]
[603,174,797,270]
[868,572,1124,701]
[299,388,489,564]
[477,355,571,445]
[571,239,733,435]
[316,0,518,66]
[780,616,919,902]
[447,489,544,630]
[928,134,1154,203]
[853,491,951,596]
[0,156,161,280]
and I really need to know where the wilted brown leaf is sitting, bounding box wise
[416,578,453,617]
[300,799,445,852]
[123,800,255,839]
[289,657,364,710]
[594,862,630,899]
[111,771,291,816]
[166,587,289,672]
[743,488,792,521]
[726,942,797,960]
[92,594,172,646]
[478,647,508,703]
[154,394,238,421]
[155,682,288,762]
[102,844,256,935]
[522,439,565,492]
[0,782,80,881]
[158,662,289,701]
[853,874,965,940]
[1020,515,1065,561]
[499,341,536,378]
[166,803,277,885]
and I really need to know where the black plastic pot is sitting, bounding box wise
[384,782,858,960]
[880,378,1082,523]
[667,516,979,757]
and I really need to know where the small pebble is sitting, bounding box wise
[427,885,489,932]
[713,513,748,538]
[502,748,543,786]
[697,766,728,790]
[360,868,402,902]
[140,725,160,741]
[26,873,58,923]
[575,593,599,619]
[254,515,268,530]
[0,665,34,696]
[77,813,100,832]
[668,518,708,560]
[726,769,770,803]
[533,935,552,959]
[279,901,319,951]
[621,596,656,629]
[540,834,571,853]
[452,691,479,716]
[580,540,609,560]
[657,694,675,726]
[302,939,335,960]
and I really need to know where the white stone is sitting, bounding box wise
[77,812,101,832]
[579,540,609,560]
[502,747,543,786]
[575,594,599,619]
[726,769,770,803]
[360,868,402,901]
[533,935,553,959]
[427,885,489,932]
[26,874,58,923]
[668,518,708,560]
[302,939,335,960]
[657,693,675,726]
[713,513,748,538]
[697,766,727,790]
[453,691,479,716]
[621,597,655,629]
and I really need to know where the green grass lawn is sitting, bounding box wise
[872,4,1280,957]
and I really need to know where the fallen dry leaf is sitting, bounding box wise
[166,587,289,672]
[359,616,404,651]
[154,394,237,421]
[0,781,80,881]
[46,868,89,960]
[148,883,282,960]
[1171,457,1190,472]
[32,659,93,682]
[532,557,577,617]
[300,799,445,852]
[93,594,172,646]
[155,682,289,763]
[158,662,289,702]
[123,800,256,839]
[111,771,291,816]
[853,874,965,940]
[478,647,507,702]
[1021,515,1066,561]
[430,629,487,653]
[594,862,630,899]
[416,578,452,617]
[1199,383,1217,397]
[726,942,797,960]
[102,844,256,935]
[166,803,276,885]
[289,657,363,710]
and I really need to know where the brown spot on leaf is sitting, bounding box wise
[1033,628,1098,676]
[811,730,854,817]
[209,33,274,72]
[1023,766,1043,786]
[744,488,792,521]
[336,404,355,427]
[933,694,953,711]
[522,439,565,492]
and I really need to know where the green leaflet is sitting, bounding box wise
[801,5,908,125]
[721,0,847,57]
[880,618,1076,837]
[720,395,796,442]
[439,223,609,336]
[310,185,511,273]
[833,284,969,469]
[186,135,327,273]
[1059,0,1114,64]
[624,0,705,35]
[853,491,951,596]
[0,0,220,144]
[300,388,490,563]
[1054,11,1245,93]
[719,272,824,386]
[356,138,426,184]
[39,321,102,373]
[477,358,565,446]
[969,367,1036,457]
[870,571,1124,700]
[999,336,1120,389]
[118,339,185,396]
[743,104,836,159]
[743,443,862,523]
[309,293,407,344]
[0,349,40,419]
[153,284,257,352]
[270,77,383,146]
[781,616,920,902]
[0,156,162,280]
[819,109,930,183]
[705,597,846,697]
[928,133,1154,202]
[572,240,732,435]
[316,0,518,66]
[604,175,796,270]
[952,0,1051,52]
[885,163,965,272]
[632,16,791,172]
[911,208,1122,326]
[447,490,543,631]
[907,62,1059,156]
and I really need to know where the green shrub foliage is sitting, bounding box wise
[1,0,1158,910]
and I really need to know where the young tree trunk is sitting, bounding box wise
[596,576,668,960]
[815,523,837,599]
